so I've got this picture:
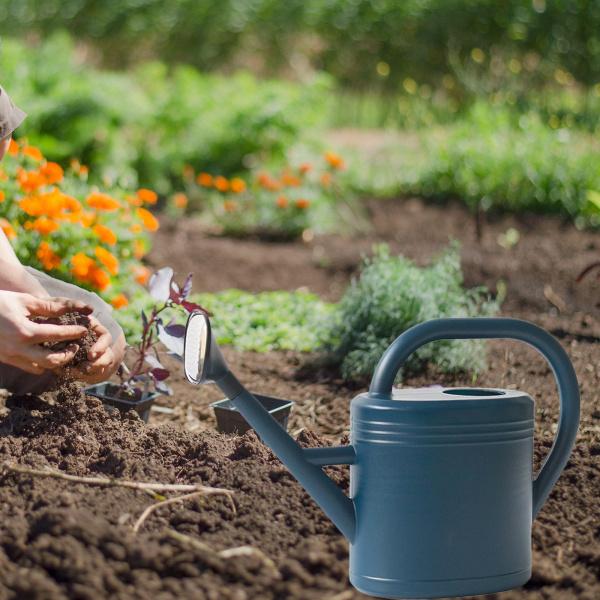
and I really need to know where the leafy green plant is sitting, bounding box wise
[1,34,330,193]
[348,103,600,228]
[324,244,499,381]
[117,288,335,352]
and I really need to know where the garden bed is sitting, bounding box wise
[0,197,598,599]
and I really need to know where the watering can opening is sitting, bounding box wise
[442,388,506,397]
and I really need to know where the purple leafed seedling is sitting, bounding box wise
[116,267,211,400]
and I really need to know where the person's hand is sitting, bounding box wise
[69,317,126,384]
[0,291,93,374]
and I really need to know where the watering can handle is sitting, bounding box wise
[369,317,580,517]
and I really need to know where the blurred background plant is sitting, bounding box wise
[174,150,356,239]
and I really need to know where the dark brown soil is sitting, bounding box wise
[37,312,97,370]
[0,197,598,599]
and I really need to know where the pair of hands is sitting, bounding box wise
[0,290,123,384]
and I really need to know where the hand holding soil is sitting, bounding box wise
[68,316,126,384]
[0,291,93,374]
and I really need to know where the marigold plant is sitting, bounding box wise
[0,139,160,308]
[175,151,351,239]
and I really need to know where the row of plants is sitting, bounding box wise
[118,244,498,384]
[171,150,353,239]
[347,103,600,228]
[0,138,158,307]
[2,34,330,193]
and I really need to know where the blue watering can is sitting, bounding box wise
[183,314,579,599]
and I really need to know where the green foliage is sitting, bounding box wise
[1,34,330,192]
[117,289,335,352]
[406,104,600,225]
[2,1,600,92]
[324,244,499,382]
[117,246,496,382]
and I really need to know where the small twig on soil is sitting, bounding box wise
[165,529,280,579]
[133,489,235,533]
[3,462,234,497]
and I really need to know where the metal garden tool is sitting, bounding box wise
[183,313,579,599]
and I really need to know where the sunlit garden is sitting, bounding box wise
[0,2,598,598]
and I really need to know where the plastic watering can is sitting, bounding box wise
[183,314,580,599]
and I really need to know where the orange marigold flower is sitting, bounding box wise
[324,151,345,170]
[89,266,111,291]
[299,163,312,175]
[79,165,89,177]
[95,246,119,275]
[37,241,61,270]
[223,200,238,212]
[281,171,301,187]
[320,172,332,187]
[0,218,16,240]
[93,224,117,246]
[276,195,288,208]
[137,188,158,205]
[130,223,143,234]
[230,177,246,194]
[214,176,229,193]
[23,145,43,162]
[40,161,64,185]
[172,192,188,209]
[86,192,121,212]
[7,139,19,156]
[71,253,95,279]
[257,172,280,191]
[134,265,151,286]
[295,198,311,210]
[79,211,96,227]
[0,191,4,203]
[16,168,45,193]
[25,217,59,236]
[126,194,143,207]
[136,207,159,232]
[110,293,129,309]
[197,172,213,187]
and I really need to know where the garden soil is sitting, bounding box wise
[0,197,597,599]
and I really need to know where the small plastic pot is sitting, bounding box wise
[211,393,294,434]
[85,383,158,423]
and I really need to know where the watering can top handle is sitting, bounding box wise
[369,317,580,516]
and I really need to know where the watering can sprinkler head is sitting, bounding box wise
[184,311,229,385]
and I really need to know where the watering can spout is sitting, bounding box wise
[183,311,357,541]
[217,371,358,540]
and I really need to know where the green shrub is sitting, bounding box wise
[324,244,499,381]
[1,34,330,193]
[407,104,600,225]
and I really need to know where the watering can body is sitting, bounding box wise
[349,387,535,598]
[185,316,580,599]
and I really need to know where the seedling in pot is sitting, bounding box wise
[87,267,211,420]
